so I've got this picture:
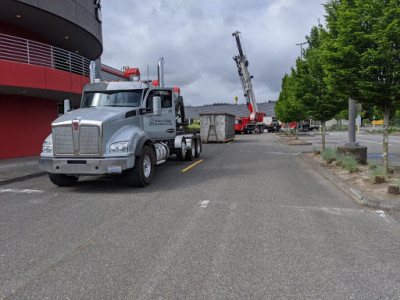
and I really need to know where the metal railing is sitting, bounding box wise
[0,33,90,77]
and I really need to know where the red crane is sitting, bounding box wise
[232,31,266,134]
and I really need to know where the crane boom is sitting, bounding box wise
[232,31,259,121]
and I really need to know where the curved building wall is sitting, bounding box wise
[0,0,103,159]
[1,0,103,59]
[0,94,59,159]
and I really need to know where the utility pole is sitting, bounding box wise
[295,41,308,60]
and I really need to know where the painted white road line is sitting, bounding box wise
[0,188,43,194]
[376,210,386,218]
[242,150,298,155]
[326,139,346,145]
[200,200,210,208]
[290,205,362,216]
[356,139,382,145]
[375,210,394,224]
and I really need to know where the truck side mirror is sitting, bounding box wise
[64,99,71,114]
[153,96,161,116]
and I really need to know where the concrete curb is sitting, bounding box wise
[274,134,400,211]
[298,153,400,211]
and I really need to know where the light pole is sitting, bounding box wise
[295,41,308,60]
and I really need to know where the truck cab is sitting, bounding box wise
[39,59,201,187]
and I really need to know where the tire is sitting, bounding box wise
[185,138,196,161]
[49,173,78,186]
[195,138,201,158]
[126,145,154,187]
[176,138,187,161]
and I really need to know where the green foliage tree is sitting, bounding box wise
[275,72,307,138]
[334,110,349,125]
[293,25,346,151]
[322,0,400,172]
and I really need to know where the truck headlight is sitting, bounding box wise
[110,141,129,153]
[42,141,53,153]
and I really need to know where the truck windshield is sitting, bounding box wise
[81,90,142,108]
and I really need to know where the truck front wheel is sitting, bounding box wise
[127,145,154,187]
[49,174,78,186]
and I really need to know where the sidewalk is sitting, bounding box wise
[0,156,45,186]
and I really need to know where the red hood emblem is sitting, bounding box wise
[73,121,79,131]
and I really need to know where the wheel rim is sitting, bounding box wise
[181,140,187,157]
[143,155,152,178]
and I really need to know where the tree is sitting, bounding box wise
[334,109,349,125]
[293,25,346,151]
[322,0,400,172]
[275,72,307,138]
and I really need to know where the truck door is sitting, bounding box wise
[142,89,176,140]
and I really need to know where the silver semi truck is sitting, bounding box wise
[39,58,201,187]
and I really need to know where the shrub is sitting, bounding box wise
[370,167,387,184]
[341,156,359,173]
[336,160,343,167]
[363,119,370,125]
[388,185,400,194]
[322,148,337,162]
[327,125,348,131]
[327,157,336,164]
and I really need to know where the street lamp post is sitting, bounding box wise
[295,41,308,60]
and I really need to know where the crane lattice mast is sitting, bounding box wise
[232,31,258,121]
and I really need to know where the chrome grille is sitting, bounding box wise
[53,126,74,154]
[79,126,100,154]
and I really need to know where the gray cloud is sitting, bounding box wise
[101,0,325,106]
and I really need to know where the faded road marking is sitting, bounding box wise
[0,188,43,194]
[200,200,210,208]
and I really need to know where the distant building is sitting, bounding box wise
[185,102,277,121]
[0,0,126,159]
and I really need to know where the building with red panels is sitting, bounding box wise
[0,0,104,159]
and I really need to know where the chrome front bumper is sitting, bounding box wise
[39,156,135,175]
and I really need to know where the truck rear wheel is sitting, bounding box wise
[195,138,201,158]
[176,138,187,161]
[185,138,196,161]
[49,174,78,186]
[127,145,154,187]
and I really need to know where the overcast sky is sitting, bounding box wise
[101,0,326,106]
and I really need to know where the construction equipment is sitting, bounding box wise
[232,31,266,134]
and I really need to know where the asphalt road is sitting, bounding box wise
[1,134,400,299]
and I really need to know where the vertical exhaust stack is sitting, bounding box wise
[158,57,165,87]
[89,61,96,83]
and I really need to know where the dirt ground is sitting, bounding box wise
[282,137,400,202]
